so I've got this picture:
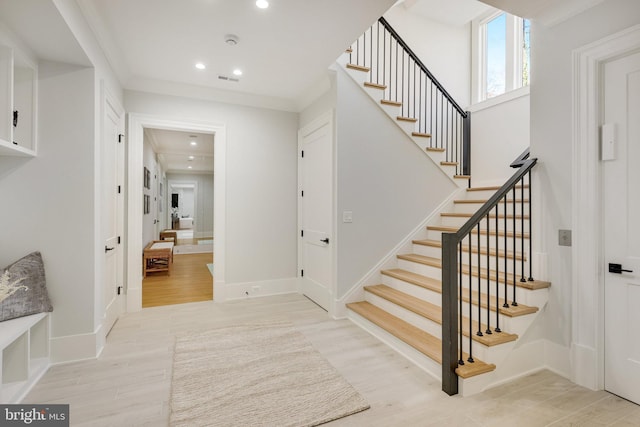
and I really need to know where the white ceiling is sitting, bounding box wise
[76,0,397,111]
[145,129,214,174]
[402,0,492,26]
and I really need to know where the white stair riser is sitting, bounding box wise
[425,150,446,164]
[454,178,470,188]
[362,85,386,102]
[396,119,418,133]
[394,259,544,307]
[439,164,458,177]
[412,243,527,274]
[381,275,441,305]
[440,215,529,232]
[364,291,517,364]
[347,310,443,382]
[364,292,441,338]
[453,202,528,215]
[426,230,529,251]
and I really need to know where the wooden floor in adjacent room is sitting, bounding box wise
[142,250,213,308]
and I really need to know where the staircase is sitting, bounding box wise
[338,18,551,396]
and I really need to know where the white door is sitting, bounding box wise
[102,93,125,335]
[299,113,334,311]
[603,51,640,405]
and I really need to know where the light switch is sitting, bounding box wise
[559,229,572,247]
[601,123,616,161]
[343,211,353,223]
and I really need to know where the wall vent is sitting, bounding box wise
[218,75,239,82]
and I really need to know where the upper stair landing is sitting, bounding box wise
[338,18,471,188]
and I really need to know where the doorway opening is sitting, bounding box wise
[141,128,214,307]
[126,114,226,311]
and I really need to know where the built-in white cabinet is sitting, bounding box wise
[0,44,37,157]
[0,313,50,403]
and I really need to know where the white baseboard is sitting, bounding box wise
[571,342,599,390]
[544,340,572,379]
[50,330,99,364]
[333,188,464,319]
[195,232,213,238]
[216,277,297,302]
[126,286,142,312]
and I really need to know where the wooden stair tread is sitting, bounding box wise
[365,285,518,346]
[441,161,458,166]
[454,199,528,204]
[441,212,530,220]
[396,253,550,290]
[454,175,471,179]
[397,116,418,122]
[381,269,540,317]
[364,81,386,90]
[413,239,525,261]
[345,47,353,53]
[348,301,442,362]
[426,147,446,153]
[346,63,369,72]
[427,225,530,239]
[382,268,441,293]
[467,184,529,192]
[347,301,496,378]
[412,132,431,138]
[381,99,402,107]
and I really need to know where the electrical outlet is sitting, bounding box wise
[559,229,572,247]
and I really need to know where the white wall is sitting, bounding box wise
[384,5,471,107]
[167,173,214,238]
[0,62,95,340]
[142,137,158,246]
[125,91,298,285]
[469,92,530,186]
[336,67,457,297]
[530,0,640,372]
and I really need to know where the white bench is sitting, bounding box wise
[0,312,50,403]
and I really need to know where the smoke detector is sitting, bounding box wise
[224,34,239,46]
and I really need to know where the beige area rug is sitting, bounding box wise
[173,244,213,254]
[170,322,369,427]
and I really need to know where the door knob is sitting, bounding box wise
[609,263,633,274]
[320,238,329,244]
[105,246,115,253]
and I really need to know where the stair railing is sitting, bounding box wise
[441,149,537,395]
[348,17,471,176]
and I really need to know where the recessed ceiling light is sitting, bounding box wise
[256,0,269,9]
[188,156,195,160]
[188,166,193,169]
[195,62,206,70]
[233,69,243,76]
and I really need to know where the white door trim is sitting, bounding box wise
[126,114,226,311]
[297,110,336,316]
[571,23,640,390]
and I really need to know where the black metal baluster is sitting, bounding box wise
[495,205,501,332]
[459,242,464,366]
[395,39,398,102]
[512,187,518,306]
[528,170,534,281]
[520,178,526,283]
[468,233,474,363]
[476,225,483,337]
[375,22,379,84]
[503,196,509,308]
[486,214,492,335]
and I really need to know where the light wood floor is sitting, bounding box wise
[23,294,640,426]
[142,248,213,308]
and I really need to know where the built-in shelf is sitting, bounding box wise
[0,313,50,403]
[0,41,37,158]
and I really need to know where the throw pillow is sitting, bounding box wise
[0,251,53,322]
